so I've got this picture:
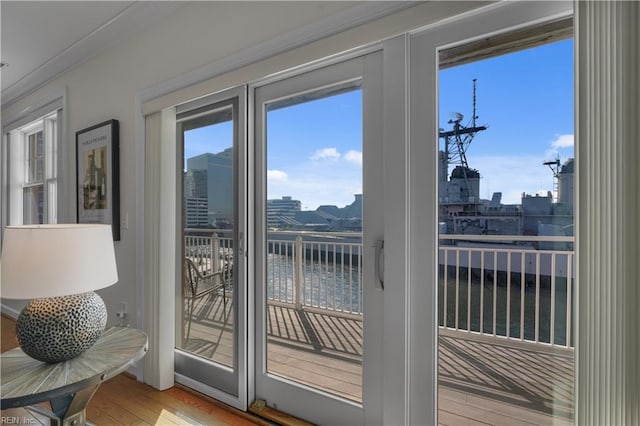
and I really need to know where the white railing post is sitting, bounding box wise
[294,236,304,309]
[210,232,220,274]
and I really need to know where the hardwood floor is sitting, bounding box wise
[0,315,267,426]
[0,313,18,353]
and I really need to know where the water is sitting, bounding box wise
[266,252,575,346]
[267,252,363,313]
[439,266,574,346]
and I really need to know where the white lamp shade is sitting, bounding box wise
[1,224,118,299]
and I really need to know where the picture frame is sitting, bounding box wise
[76,119,120,240]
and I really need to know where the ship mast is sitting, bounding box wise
[439,79,487,195]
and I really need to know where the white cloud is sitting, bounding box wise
[551,134,574,149]
[267,158,362,210]
[267,147,365,209]
[344,150,363,165]
[469,155,555,204]
[311,147,340,161]
[545,134,574,159]
[267,169,288,181]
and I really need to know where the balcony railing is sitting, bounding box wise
[267,231,363,315]
[184,229,575,348]
[439,234,574,349]
[185,229,234,282]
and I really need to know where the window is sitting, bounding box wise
[7,111,59,225]
[436,36,575,424]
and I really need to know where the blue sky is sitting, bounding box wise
[439,38,574,203]
[185,38,573,208]
[184,121,233,161]
[266,90,363,210]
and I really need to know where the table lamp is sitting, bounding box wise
[1,224,118,363]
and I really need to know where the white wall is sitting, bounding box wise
[2,1,485,324]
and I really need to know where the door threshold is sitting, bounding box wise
[249,400,314,426]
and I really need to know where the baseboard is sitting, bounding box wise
[1,304,20,319]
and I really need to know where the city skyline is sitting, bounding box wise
[183,37,574,208]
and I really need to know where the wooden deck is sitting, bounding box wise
[438,331,573,425]
[185,292,573,425]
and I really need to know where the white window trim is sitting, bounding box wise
[1,91,66,244]
[7,111,59,225]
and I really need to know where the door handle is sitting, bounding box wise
[238,232,246,257]
[375,240,385,290]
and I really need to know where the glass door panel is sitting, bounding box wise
[175,90,245,401]
[435,34,575,424]
[265,84,363,401]
[254,53,382,425]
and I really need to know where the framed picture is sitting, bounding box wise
[76,119,120,240]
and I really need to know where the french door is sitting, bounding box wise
[175,87,247,406]
[252,52,384,424]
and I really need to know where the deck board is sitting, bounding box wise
[183,293,574,424]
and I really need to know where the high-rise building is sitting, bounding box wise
[184,197,209,228]
[184,169,210,227]
[184,169,207,199]
[186,149,233,225]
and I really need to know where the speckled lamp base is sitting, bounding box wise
[16,291,107,363]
